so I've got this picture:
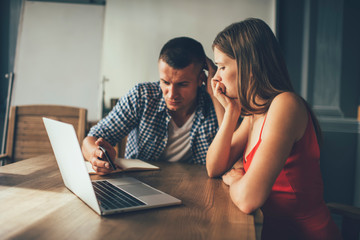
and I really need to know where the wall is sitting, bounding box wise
[101,0,277,108]
[0,0,276,152]
[278,0,360,206]
[5,1,356,207]
[0,0,105,151]
[11,1,104,121]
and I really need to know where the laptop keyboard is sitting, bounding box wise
[92,180,146,210]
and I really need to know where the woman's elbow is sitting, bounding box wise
[207,172,215,178]
[206,158,228,178]
[206,166,220,178]
[236,202,258,215]
[232,193,261,214]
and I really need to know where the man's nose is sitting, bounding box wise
[168,85,178,98]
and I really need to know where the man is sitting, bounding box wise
[82,37,218,175]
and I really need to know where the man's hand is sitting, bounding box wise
[82,137,118,175]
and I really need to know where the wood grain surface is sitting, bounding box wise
[0,154,262,240]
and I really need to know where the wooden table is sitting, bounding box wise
[0,154,263,240]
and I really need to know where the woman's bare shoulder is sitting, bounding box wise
[270,92,307,115]
[266,92,308,141]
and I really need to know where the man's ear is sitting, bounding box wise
[199,70,206,87]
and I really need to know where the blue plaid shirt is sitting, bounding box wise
[88,82,218,165]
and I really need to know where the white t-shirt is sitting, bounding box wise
[160,112,195,162]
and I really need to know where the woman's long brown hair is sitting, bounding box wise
[212,18,322,145]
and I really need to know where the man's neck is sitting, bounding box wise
[169,103,196,128]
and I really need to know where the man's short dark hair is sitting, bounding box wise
[159,37,206,69]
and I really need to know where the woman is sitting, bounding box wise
[206,18,342,240]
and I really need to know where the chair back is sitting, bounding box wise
[5,105,87,162]
[327,202,360,240]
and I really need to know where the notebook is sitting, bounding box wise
[85,158,159,175]
[43,117,181,216]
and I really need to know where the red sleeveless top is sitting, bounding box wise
[243,114,342,240]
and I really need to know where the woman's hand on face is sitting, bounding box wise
[211,78,241,113]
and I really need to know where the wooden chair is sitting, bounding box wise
[327,202,360,240]
[328,105,360,239]
[0,105,87,164]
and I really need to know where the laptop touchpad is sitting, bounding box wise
[119,183,161,197]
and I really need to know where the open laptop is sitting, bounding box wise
[43,117,181,216]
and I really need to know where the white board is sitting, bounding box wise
[12,1,104,121]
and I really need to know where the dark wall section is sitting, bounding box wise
[0,0,11,154]
[340,0,360,118]
[277,0,305,95]
[277,0,360,206]
[321,131,357,205]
